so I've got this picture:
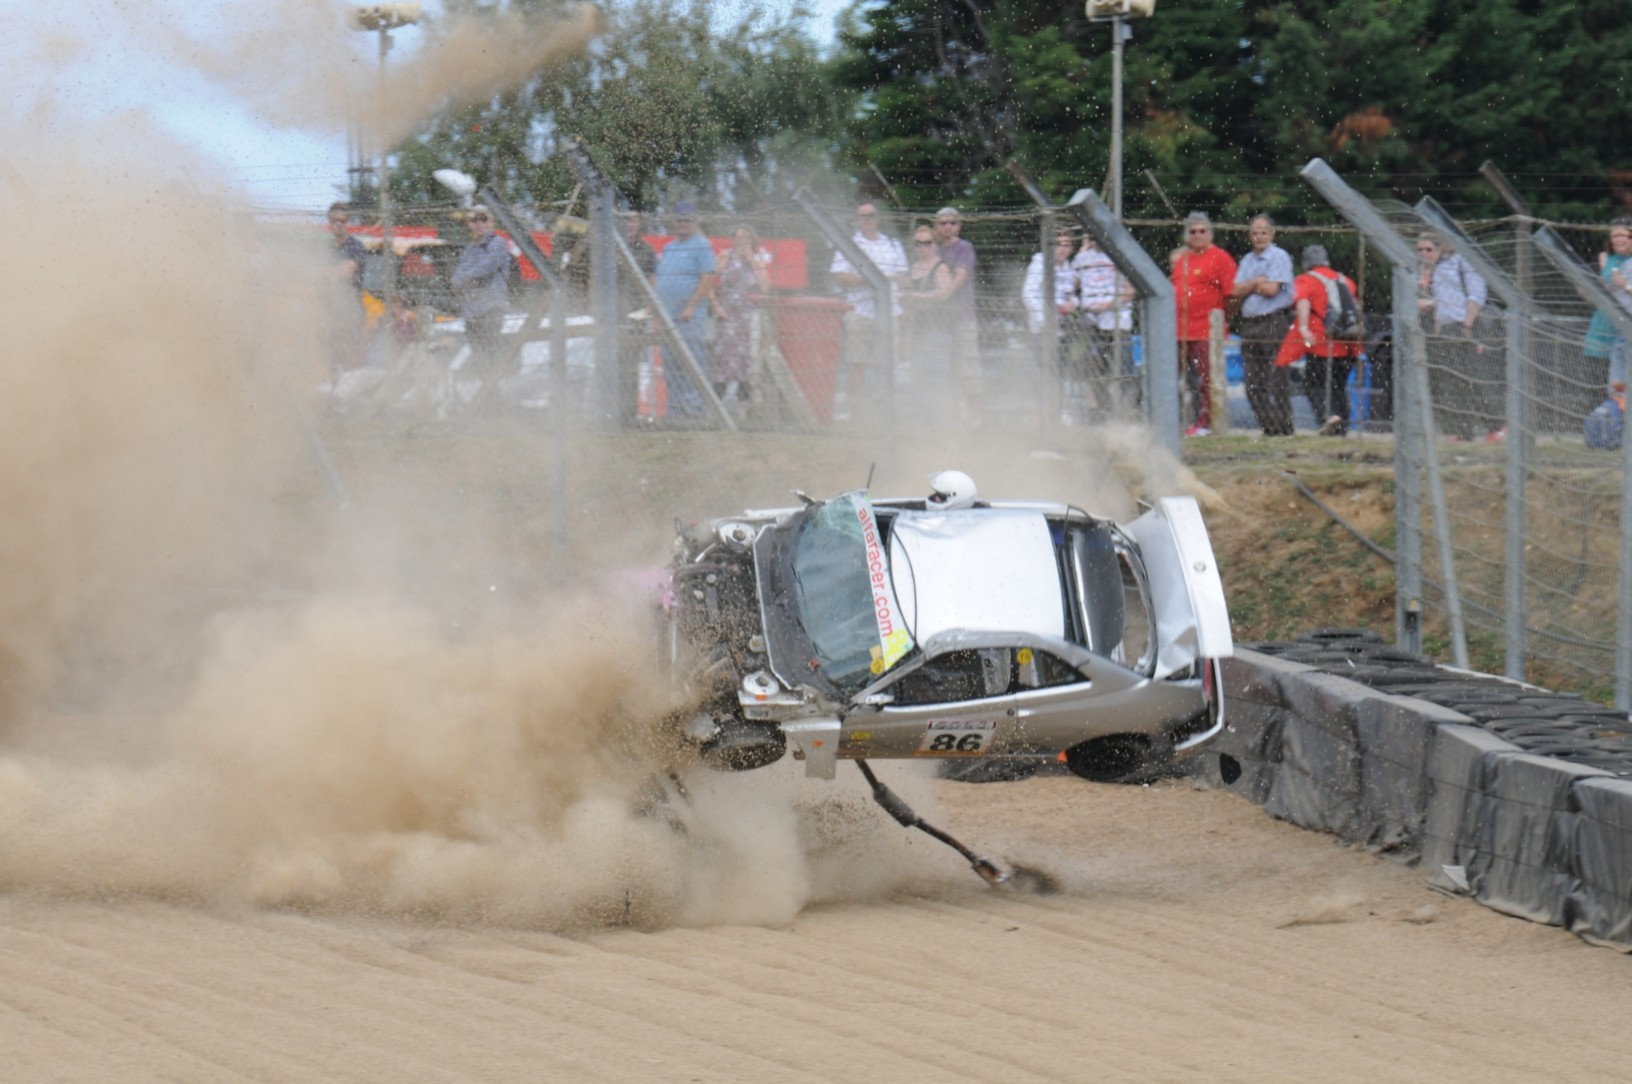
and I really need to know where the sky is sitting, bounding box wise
[14,0,858,215]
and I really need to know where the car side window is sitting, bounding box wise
[1015,648,1086,690]
[890,649,1011,705]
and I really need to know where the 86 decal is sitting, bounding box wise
[915,719,998,756]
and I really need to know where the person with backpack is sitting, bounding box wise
[1275,245,1362,436]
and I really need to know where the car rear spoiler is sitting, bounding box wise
[1124,496,1234,680]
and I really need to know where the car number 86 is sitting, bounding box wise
[916,720,997,756]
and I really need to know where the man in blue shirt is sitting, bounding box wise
[653,201,716,417]
[1232,214,1296,435]
[1417,234,1500,441]
[450,205,514,403]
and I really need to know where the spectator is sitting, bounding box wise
[1283,245,1362,437]
[1171,211,1237,436]
[713,224,772,410]
[653,200,717,418]
[1231,214,1296,436]
[326,202,368,373]
[830,202,908,419]
[1417,233,1499,441]
[613,210,658,308]
[1074,236,1134,336]
[1074,236,1136,419]
[329,202,366,295]
[1022,231,1087,423]
[900,224,958,415]
[934,206,979,403]
[558,211,657,314]
[449,204,514,402]
[1588,217,1632,392]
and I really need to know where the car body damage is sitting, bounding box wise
[664,480,1233,784]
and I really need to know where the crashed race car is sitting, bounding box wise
[662,471,1233,887]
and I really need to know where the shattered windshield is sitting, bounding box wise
[789,492,913,693]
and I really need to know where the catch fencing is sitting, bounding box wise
[315,168,1632,709]
[1305,159,1632,710]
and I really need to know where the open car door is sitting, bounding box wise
[1123,496,1233,680]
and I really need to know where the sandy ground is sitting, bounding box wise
[3,773,1628,1083]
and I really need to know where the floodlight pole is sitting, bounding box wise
[1089,2,1151,218]
[1110,16,1125,218]
[351,5,421,316]
[377,26,395,314]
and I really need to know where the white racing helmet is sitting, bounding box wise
[926,469,978,510]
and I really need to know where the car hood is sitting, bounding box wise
[887,509,1066,642]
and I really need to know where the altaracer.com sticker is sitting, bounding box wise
[853,494,913,674]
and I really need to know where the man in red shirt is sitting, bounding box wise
[1274,245,1363,436]
[1171,212,1237,435]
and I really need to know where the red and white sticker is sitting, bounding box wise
[915,719,998,756]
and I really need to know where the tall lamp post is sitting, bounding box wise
[1086,0,1155,220]
[349,3,421,315]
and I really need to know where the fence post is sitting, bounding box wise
[475,185,571,560]
[1392,263,1426,654]
[1039,208,1059,429]
[590,186,621,427]
[1414,195,1544,676]
[1300,158,1431,656]
[1009,162,1062,431]
[1208,308,1228,434]
[562,138,733,431]
[1064,188,1179,453]
[1528,227,1632,709]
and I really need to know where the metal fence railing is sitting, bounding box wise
[312,175,1632,709]
[1304,158,1632,709]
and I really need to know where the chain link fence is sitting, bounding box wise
[322,196,1403,438]
[1305,160,1632,708]
[312,182,1632,708]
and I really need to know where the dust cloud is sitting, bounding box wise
[0,1,1211,934]
[20,2,599,149]
[0,2,960,932]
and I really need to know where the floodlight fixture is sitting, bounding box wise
[349,3,421,31]
[433,169,479,205]
[1086,0,1154,20]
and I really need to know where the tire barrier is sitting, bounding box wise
[1202,631,1632,950]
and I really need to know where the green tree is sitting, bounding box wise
[391,0,844,212]
[833,0,1632,222]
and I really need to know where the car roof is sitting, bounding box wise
[887,508,1066,642]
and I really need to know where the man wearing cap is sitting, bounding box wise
[1275,245,1361,436]
[450,204,515,402]
[1171,211,1237,436]
[830,202,907,418]
[653,200,716,416]
[1232,214,1296,436]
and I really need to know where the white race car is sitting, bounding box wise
[662,471,1234,886]
[666,470,1233,779]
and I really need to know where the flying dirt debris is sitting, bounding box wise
[660,471,1234,889]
